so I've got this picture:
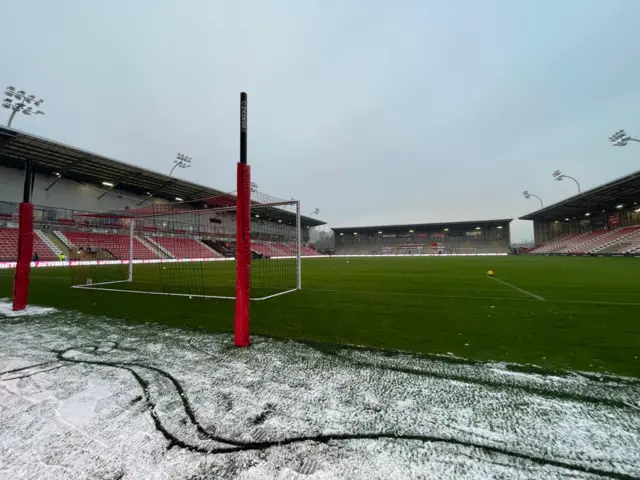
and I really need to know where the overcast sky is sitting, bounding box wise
[4,0,640,242]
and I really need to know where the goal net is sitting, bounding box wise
[38,92,291,347]
[65,191,301,301]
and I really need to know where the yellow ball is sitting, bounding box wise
[487,270,494,277]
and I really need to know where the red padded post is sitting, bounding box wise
[234,162,251,347]
[12,202,34,311]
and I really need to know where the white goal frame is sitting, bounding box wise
[70,200,302,301]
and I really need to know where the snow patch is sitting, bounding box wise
[0,298,57,317]
[0,311,638,479]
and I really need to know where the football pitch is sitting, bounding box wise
[1,255,639,377]
[1,256,640,478]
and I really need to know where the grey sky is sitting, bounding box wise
[4,0,640,242]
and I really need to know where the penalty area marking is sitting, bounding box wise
[488,276,545,301]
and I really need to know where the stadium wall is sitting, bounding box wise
[0,165,168,213]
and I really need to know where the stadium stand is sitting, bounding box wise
[301,245,321,256]
[250,241,281,257]
[0,126,327,265]
[247,241,320,257]
[333,220,512,256]
[58,231,159,260]
[270,242,297,256]
[554,231,611,253]
[0,227,58,261]
[596,227,640,253]
[531,227,640,255]
[528,233,585,254]
[203,240,234,257]
[147,236,222,259]
[575,226,640,253]
[521,169,640,255]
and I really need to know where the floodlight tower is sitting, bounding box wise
[170,153,192,176]
[552,170,581,193]
[2,86,45,128]
[609,129,640,147]
[523,191,544,209]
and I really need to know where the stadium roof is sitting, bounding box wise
[0,126,325,227]
[332,218,512,233]
[519,169,640,221]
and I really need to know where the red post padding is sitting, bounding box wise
[234,163,251,347]
[13,202,34,311]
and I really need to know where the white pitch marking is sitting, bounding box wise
[488,276,545,301]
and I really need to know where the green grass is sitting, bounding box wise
[1,256,639,377]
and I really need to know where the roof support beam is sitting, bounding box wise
[97,171,143,200]
[44,155,90,191]
[137,179,176,205]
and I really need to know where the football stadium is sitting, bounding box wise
[2,114,639,477]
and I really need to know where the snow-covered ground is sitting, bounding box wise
[1,299,639,479]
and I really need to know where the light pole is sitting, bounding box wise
[609,129,640,147]
[552,170,581,192]
[2,86,45,128]
[170,153,191,176]
[523,191,544,209]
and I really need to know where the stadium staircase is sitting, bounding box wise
[146,236,221,259]
[269,242,297,256]
[250,241,282,257]
[45,231,70,256]
[197,239,223,257]
[144,237,174,258]
[35,230,65,258]
[202,239,234,257]
[136,235,169,258]
[53,231,73,250]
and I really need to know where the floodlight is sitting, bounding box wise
[552,170,581,192]
[3,86,45,127]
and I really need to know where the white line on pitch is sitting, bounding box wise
[488,276,545,301]
[305,288,528,302]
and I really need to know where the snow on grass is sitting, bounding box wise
[0,297,57,318]
[0,300,638,479]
